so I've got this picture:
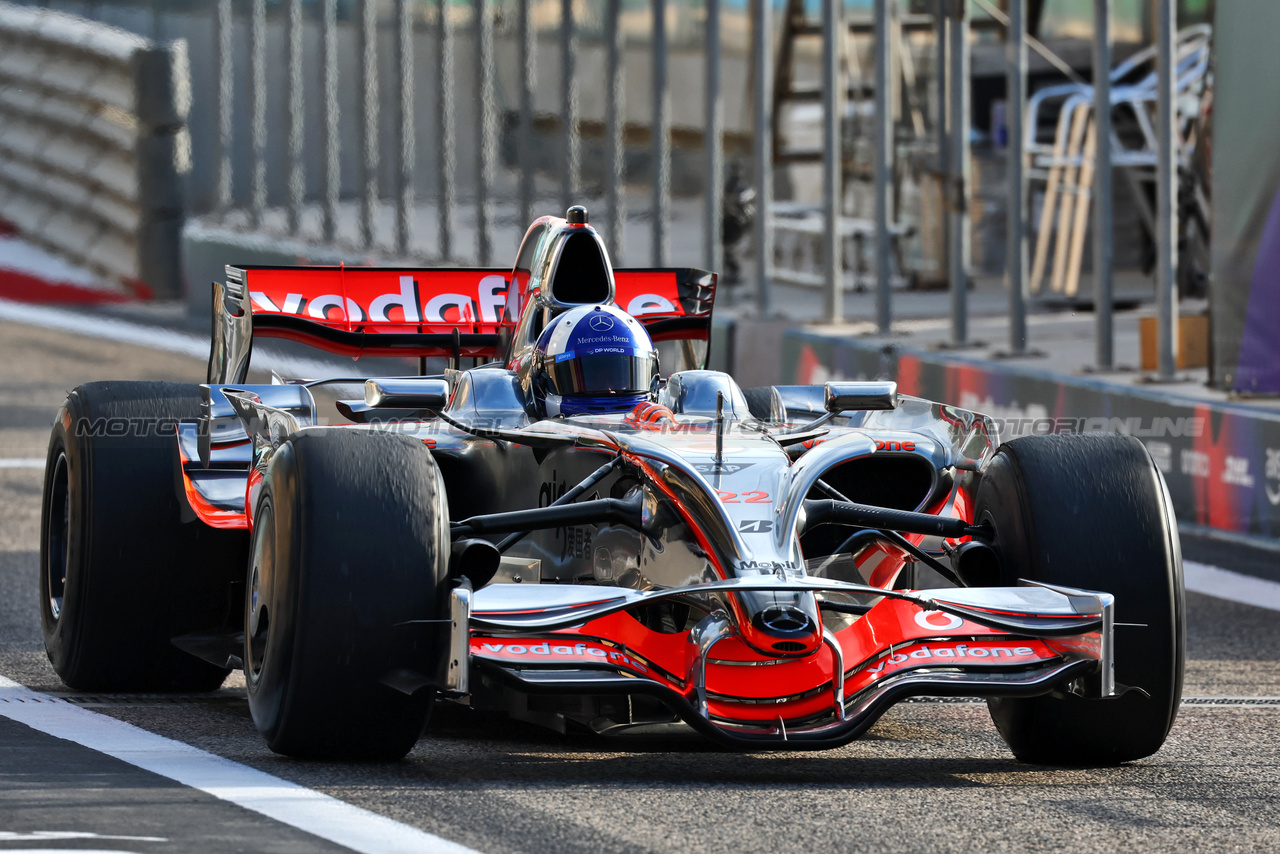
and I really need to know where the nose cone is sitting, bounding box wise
[755,605,814,636]
[738,597,824,657]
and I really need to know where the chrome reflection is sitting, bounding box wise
[689,611,733,717]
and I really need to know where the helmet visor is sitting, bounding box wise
[546,349,657,396]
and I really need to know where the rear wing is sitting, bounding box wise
[208,264,716,384]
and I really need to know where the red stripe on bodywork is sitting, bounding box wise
[176,443,249,530]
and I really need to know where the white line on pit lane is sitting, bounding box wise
[0,458,44,469]
[0,297,337,379]
[0,675,481,854]
[1184,560,1280,612]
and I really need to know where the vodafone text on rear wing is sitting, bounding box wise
[207,263,716,384]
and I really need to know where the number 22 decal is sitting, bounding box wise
[716,490,771,504]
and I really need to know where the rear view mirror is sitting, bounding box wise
[823,381,898,413]
[364,378,451,410]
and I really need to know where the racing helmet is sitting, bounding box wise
[532,304,659,417]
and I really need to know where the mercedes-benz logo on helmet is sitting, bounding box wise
[588,313,615,331]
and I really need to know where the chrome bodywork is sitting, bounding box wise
[180,212,1114,748]
[178,362,1117,747]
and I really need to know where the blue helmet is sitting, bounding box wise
[532,304,659,417]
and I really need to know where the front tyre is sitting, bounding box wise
[245,428,450,760]
[976,433,1185,764]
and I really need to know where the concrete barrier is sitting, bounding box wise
[0,2,189,298]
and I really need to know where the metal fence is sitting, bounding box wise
[11,0,1198,384]
[852,0,1190,380]
[29,0,752,273]
[0,1,190,298]
[191,0,737,270]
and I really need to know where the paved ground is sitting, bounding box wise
[1,316,1279,853]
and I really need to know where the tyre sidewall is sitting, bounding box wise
[244,450,304,742]
[39,383,244,691]
[245,429,447,759]
[40,405,90,678]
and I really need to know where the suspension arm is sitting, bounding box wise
[803,499,987,540]
[451,492,644,538]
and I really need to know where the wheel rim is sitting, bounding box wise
[45,452,70,622]
[246,502,274,681]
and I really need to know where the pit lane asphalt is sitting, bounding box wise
[1,317,1279,854]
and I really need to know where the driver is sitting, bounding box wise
[530,304,666,419]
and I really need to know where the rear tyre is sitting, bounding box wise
[976,433,1185,764]
[40,382,247,691]
[245,428,449,760]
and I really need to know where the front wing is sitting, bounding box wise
[446,577,1114,747]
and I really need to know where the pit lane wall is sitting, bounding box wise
[777,329,1280,542]
[0,2,190,299]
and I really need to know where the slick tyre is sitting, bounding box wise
[245,428,449,760]
[40,382,247,691]
[976,433,1185,765]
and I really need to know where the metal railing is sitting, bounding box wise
[182,0,743,273]
[10,0,1197,385]
[0,1,190,298]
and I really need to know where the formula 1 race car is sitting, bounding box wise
[39,207,1185,765]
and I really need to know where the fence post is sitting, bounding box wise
[874,0,893,332]
[437,0,455,259]
[948,0,970,346]
[519,0,536,228]
[1155,0,1177,378]
[605,0,626,263]
[248,0,266,228]
[934,2,949,289]
[476,0,497,264]
[286,0,304,235]
[359,0,379,249]
[651,0,671,266]
[704,0,723,278]
[1093,0,1114,370]
[213,0,232,219]
[823,0,843,324]
[561,0,579,211]
[133,40,191,299]
[395,0,415,255]
[321,0,339,243]
[751,0,772,314]
[1006,0,1029,353]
